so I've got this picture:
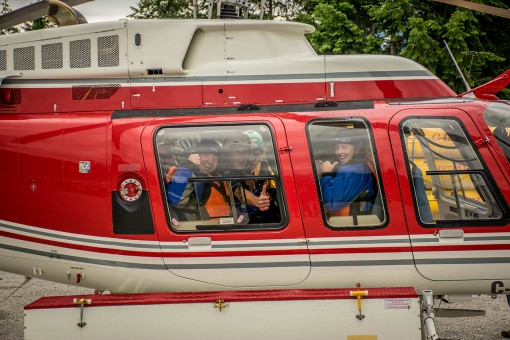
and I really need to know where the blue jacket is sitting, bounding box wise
[320,162,375,213]
[166,166,204,208]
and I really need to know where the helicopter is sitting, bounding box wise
[0,0,509,300]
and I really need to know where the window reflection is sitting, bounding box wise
[483,101,510,163]
[309,120,385,228]
[402,118,503,224]
[156,125,283,231]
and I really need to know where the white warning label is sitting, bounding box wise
[384,298,412,309]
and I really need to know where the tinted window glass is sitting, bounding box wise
[402,118,503,224]
[483,101,510,163]
[309,120,385,228]
[156,124,283,232]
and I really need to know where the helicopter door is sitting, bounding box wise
[389,108,510,280]
[145,117,310,288]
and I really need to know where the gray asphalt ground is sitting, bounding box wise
[1,270,510,339]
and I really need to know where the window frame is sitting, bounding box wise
[306,117,388,231]
[154,122,288,234]
[482,101,510,164]
[399,116,509,228]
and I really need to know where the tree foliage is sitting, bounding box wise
[301,0,509,97]
[22,18,55,32]
[128,0,202,19]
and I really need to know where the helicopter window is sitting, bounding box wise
[483,101,510,163]
[308,120,386,229]
[155,125,283,232]
[70,39,91,69]
[402,118,504,225]
[42,43,63,70]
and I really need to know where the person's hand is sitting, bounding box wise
[188,153,200,165]
[258,184,270,211]
[321,161,338,174]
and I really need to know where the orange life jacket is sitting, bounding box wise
[328,206,350,216]
[203,175,230,218]
[165,165,177,184]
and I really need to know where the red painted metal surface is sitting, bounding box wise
[25,287,418,310]
[1,79,454,114]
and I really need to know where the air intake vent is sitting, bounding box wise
[70,39,91,69]
[11,89,21,104]
[98,35,119,67]
[42,43,63,69]
[0,50,6,71]
[14,46,35,70]
[72,84,121,100]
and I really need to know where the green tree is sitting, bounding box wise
[128,0,308,20]
[22,17,55,32]
[302,2,365,54]
[260,0,307,20]
[300,0,509,97]
[128,0,210,19]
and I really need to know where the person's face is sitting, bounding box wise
[159,145,176,165]
[247,148,264,169]
[199,153,218,174]
[335,143,357,165]
[229,148,248,170]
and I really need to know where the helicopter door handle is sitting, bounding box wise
[438,229,464,243]
[187,237,212,250]
[279,146,293,154]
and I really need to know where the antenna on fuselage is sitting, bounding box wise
[443,40,472,93]
[192,0,198,19]
[0,0,92,31]
[259,0,265,19]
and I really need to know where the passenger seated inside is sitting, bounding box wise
[493,126,510,161]
[410,161,433,223]
[243,130,281,223]
[167,139,229,223]
[158,140,177,184]
[318,128,377,224]
[222,131,280,224]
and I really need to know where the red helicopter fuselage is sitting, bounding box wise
[1,19,509,295]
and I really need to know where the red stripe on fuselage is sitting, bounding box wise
[3,230,509,259]
[11,79,454,114]
[0,230,161,258]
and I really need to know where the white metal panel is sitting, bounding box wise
[25,295,421,340]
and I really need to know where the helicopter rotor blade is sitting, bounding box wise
[430,0,510,19]
[0,0,92,31]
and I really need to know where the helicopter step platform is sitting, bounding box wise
[24,287,421,340]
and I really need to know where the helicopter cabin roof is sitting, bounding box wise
[0,19,438,83]
[0,19,320,80]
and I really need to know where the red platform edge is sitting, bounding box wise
[25,287,418,310]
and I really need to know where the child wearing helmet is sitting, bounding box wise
[167,139,229,222]
[319,128,376,218]
[222,131,273,217]
[243,130,280,223]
